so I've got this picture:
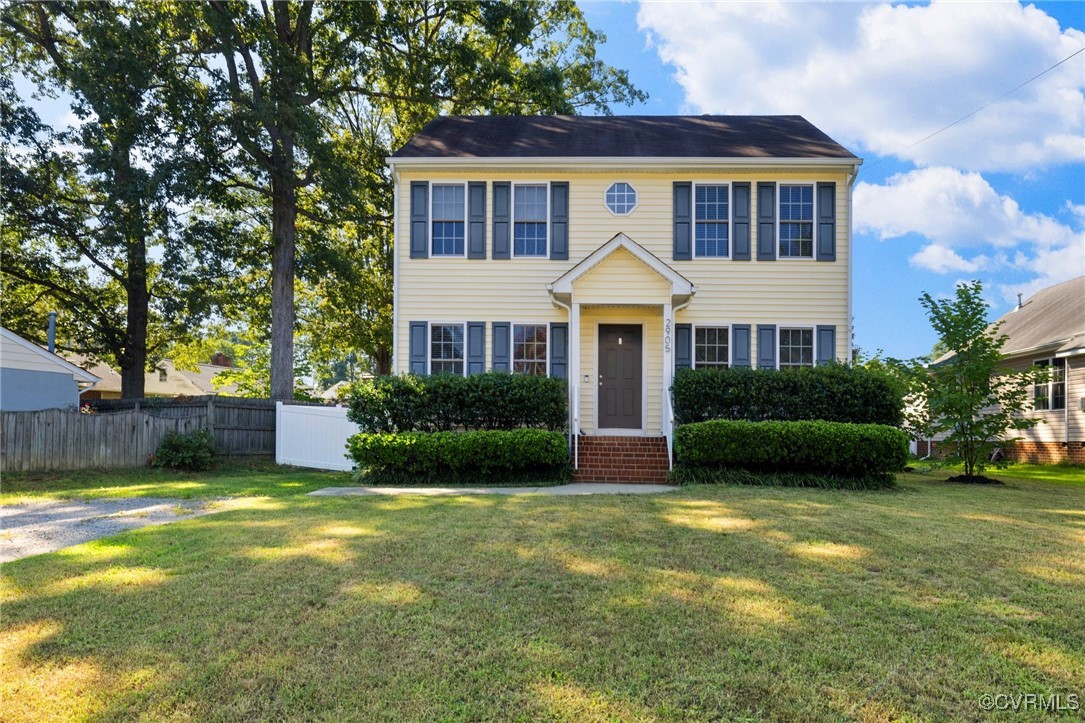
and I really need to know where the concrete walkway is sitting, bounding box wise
[308,483,678,497]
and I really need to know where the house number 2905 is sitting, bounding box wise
[664,319,672,354]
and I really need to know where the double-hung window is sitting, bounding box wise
[779,327,814,368]
[694,326,729,368]
[779,185,814,258]
[1033,358,1066,410]
[430,323,464,375]
[431,184,466,256]
[513,184,548,256]
[695,184,729,257]
[513,324,547,376]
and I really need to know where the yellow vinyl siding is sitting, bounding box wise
[395,169,851,373]
[572,247,671,306]
[578,306,663,436]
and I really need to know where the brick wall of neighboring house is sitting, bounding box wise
[915,439,1085,465]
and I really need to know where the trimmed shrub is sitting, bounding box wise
[671,365,905,427]
[346,428,569,484]
[674,419,909,484]
[347,372,566,433]
[153,428,215,471]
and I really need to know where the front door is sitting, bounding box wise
[598,324,642,429]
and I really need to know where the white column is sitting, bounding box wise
[571,302,581,467]
[662,302,674,466]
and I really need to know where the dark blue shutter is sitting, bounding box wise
[817,325,836,365]
[673,182,692,260]
[409,182,428,259]
[409,321,427,374]
[468,182,486,259]
[757,183,776,261]
[675,324,692,370]
[816,182,836,261]
[732,324,751,368]
[757,324,776,369]
[732,183,751,261]
[467,322,485,374]
[491,322,511,372]
[492,182,510,259]
[550,182,569,260]
[549,323,568,379]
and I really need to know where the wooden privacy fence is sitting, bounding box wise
[1,407,205,472]
[1,396,287,472]
[91,396,278,458]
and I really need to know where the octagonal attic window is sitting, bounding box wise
[605,182,637,216]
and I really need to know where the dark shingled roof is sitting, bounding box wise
[392,115,858,160]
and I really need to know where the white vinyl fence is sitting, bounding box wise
[275,402,360,471]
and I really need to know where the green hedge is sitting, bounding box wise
[347,373,566,433]
[346,428,569,483]
[674,419,909,483]
[672,365,904,426]
[152,429,215,471]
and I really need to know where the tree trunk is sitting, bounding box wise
[269,145,297,402]
[374,347,391,376]
[118,148,149,400]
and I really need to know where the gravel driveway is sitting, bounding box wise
[1,498,227,563]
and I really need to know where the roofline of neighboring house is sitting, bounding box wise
[386,156,864,171]
[1,327,100,387]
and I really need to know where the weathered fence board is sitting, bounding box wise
[89,396,280,457]
[0,396,307,472]
[0,408,205,472]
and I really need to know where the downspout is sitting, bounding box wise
[389,164,400,375]
[550,292,577,469]
[846,164,859,363]
[667,293,696,469]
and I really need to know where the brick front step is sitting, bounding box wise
[573,435,671,484]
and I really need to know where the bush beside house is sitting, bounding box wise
[346,373,569,484]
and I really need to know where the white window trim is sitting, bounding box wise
[776,324,816,370]
[1033,357,1066,411]
[603,181,638,217]
[509,322,550,377]
[511,181,550,258]
[428,321,467,377]
[775,181,817,261]
[693,181,732,260]
[429,181,469,258]
[692,323,732,369]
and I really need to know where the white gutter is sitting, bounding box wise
[550,294,577,469]
[388,156,863,170]
[846,165,859,363]
[390,166,400,375]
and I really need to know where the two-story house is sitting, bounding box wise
[388,115,861,481]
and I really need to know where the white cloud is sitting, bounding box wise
[854,166,1084,300]
[638,0,1085,171]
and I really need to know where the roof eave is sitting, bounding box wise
[387,155,863,169]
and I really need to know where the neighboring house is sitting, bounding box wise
[320,378,371,403]
[388,115,861,481]
[916,276,1084,464]
[991,276,1083,463]
[0,326,99,411]
[76,357,239,400]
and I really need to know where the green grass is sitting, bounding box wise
[2,470,1082,721]
[909,461,1085,487]
[0,460,350,503]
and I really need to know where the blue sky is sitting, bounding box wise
[581,0,1085,359]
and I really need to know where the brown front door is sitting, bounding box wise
[598,324,642,429]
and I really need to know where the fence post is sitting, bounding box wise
[206,396,216,444]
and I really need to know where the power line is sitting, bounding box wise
[861,46,1085,173]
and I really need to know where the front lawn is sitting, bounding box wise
[0,460,349,503]
[2,471,1082,720]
